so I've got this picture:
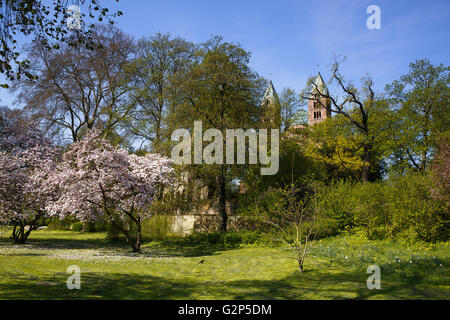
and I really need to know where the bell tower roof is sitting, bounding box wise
[307,72,331,125]
[310,72,328,96]
[262,80,277,102]
[260,80,281,128]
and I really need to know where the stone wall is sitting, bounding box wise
[170,214,244,234]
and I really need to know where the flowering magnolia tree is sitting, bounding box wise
[47,129,174,252]
[0,113,58,243]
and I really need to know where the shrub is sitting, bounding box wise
[387,173,448,242]
[46,217,74,231]
[223,232,242,247]
[68,221,106,232]
[314,173,448,242]
[168,231,275,247]
[141,215,174,241]
[345,181,389,239]
[106,223,123,242]
[71,221,84,232]
[314,180,354,230]
[306,216,340,239]
[239,231,262,244]
[186,232,223,246]
[94,222,106,232]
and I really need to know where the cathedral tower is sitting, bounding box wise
[261,81,281,129]
[308,72,331,125]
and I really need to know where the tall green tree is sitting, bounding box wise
[0,0,122,86]
[175,36,264,231]
[279,87,305,133]
[124,33,194,154]
[385,59,449,172]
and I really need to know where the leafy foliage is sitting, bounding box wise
[385,59,450,173]
[314,173,448,242]
[0,0,122,85]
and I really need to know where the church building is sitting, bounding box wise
[260,80,282,129]
[261,72,331,128]
[307,72,331,125]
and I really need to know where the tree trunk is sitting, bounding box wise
[133,218,142,253]
[218,165,227,232]
[155,118,161,154]
[110,220,142,253]
[297,259,304,274]
[362,144,372,183]
[421,150,427,171]
[11,224,34,244]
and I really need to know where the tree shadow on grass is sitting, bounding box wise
[1,267,447,300]
[144,242,236,258]
[0,235,110,248]
[0,234,238,259]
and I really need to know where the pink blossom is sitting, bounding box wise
[46,129,174,252]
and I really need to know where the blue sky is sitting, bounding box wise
[1,0,449,106]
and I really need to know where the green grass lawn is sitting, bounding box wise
[0,228,448,299]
